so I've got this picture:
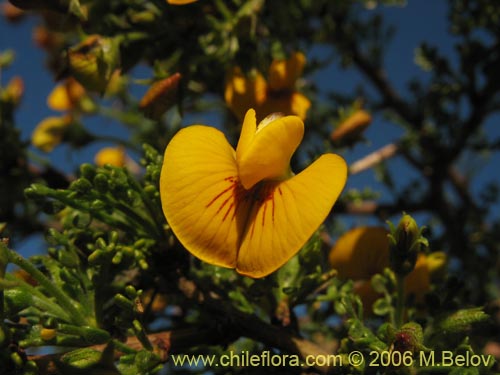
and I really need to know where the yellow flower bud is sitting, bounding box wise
[331,109,372,144]
[389,214,427,276]
[139,73,181,119]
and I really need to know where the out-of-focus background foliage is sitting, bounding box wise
[0,0,499,374]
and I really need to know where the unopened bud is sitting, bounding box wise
[139,73,181,120]
[331,109,372,144]
[393,322,426,353]
[388,214,428,276]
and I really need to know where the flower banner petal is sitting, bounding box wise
[236,153,347,277]
[160,126,250,268]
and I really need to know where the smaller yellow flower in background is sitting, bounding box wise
[160,108,347,278]
[329,226,446,312]
[31,77,95,153]
[225,52,311,122]
[31,115,72,152]
[94,147,126,167]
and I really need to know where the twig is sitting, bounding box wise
[349,143,399,175]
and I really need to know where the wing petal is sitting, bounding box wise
[160,125,250,268]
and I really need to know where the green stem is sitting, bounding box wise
[133,319,153,351]
[6,248,89,327]
[395,274,405,328]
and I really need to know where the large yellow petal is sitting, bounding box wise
[236,115,304,190]
[236,153,348,278]
[160,126,252,268]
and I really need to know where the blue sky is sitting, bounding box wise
[1,0,499,256]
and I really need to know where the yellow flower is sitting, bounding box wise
[329,227,442,310]
[225,52,311,122]
[31,116,72,152]
[95,147,126,167]
[160,108,347,278]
